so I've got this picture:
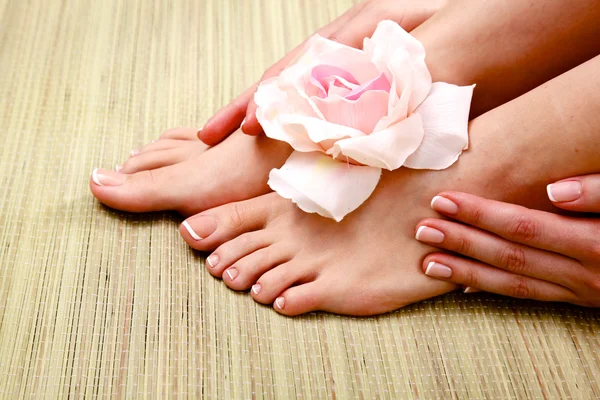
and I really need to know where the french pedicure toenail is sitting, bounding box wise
[425,262,453,279]
[115,164,123,173]
[275,297,285,310]
[240,118,246,129]
[251,284,261,295]
[547,181,582,203]
[130,149,140,157]
[431,196,459,215]
[206,254,219,268]
[181,215,218,241]
[92,168,126,186]
[225,268,238,280]
[415,226,445,244]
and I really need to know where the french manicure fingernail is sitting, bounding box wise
[425,262,453,279]
[181,215,218,240]
[547,181,582,203]
[251,284,261,295]
[463,286,480,294]
[431,196,459,215]
[225,268,238,280]
[115,164,123,173]
[92,168,126,186]
[415,226,445,244]
[130,149,139,157]
[275,297,285,310]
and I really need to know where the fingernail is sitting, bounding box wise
[463,286,481,294]
[225,268,238,280]
[92,168,126,186]
[275,297,285,310]
[431,196,459,215]
[425,261,453,279]
[115,164,123,173]
[130,149,139,157]
[181,215,218,240]
[251,284,261,295]
[547,181,582,203]
[206,254,219,268]
[415,226,445,244]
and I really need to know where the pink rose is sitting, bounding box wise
[255,20,475,221]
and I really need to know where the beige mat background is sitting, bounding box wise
[1,0,599,398]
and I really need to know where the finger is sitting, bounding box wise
[415,219,580,287]
[241,1,371,135]
[422,254,578,304]
[430,192,598,259]
[547,174,600,213]
[198,84,256,145]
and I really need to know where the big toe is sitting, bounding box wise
[90,165,197,214]
[179,193,286,252]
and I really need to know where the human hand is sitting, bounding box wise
[197,0,446,145]
[414,174,600,307]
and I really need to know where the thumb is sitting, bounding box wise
[547,174,600,213]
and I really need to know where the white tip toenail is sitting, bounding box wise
[130,149,139,157]
[115,164,123,173]
[182,221,202,240]
[240,118,246,128]
[251,284,261,295]
[415,226,427,241]
[92,168,103,186]
[275,297,285,310]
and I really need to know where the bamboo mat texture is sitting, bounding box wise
[1,0,599,398]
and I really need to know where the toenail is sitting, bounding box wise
[275,297,285,310]
[415,226,445,244]
[240,118,246,129]
[130,149,139,157]
[425,261,453,279]
[251,284,261,295]
[225,268,238,280]
[431,196,459,215]
[115,164,123,173]
[92,168,126,186]
[206,254,219,268]
[182,215,217,240]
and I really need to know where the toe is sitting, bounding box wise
[251,260,318,305]
[159,127,201,140]
[222,243,294,291]
[90,165,186,213]
[179,193,285,251]
[137,138,206,155]
[120,147,191,174]
[273,282,325,316]
[205,231,274,277]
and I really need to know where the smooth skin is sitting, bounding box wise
[179,56,600,316]
[90,0,600,217]
[416,174,600,307]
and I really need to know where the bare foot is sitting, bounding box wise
[89,128,291,216]
[175,54,600,316]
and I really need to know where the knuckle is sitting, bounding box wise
[462,267,478,288]
[468,204,485,227]
[498,245,527,274]
[511,277,534,299]
[506,215,539,242]
[227,203,247,231]
[454,234,473,256]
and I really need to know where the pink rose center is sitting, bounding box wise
[310,64,391,101]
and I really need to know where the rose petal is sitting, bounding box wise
[404,82,476,170]
[344,72,391,101]
[255,78,323,152]
[268,151,382,221]
[311,64,359,97]
[275,114,365,150]
[328,113,424,170]
[312,90,389,134]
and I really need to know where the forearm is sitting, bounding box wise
[413,0,600,118]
